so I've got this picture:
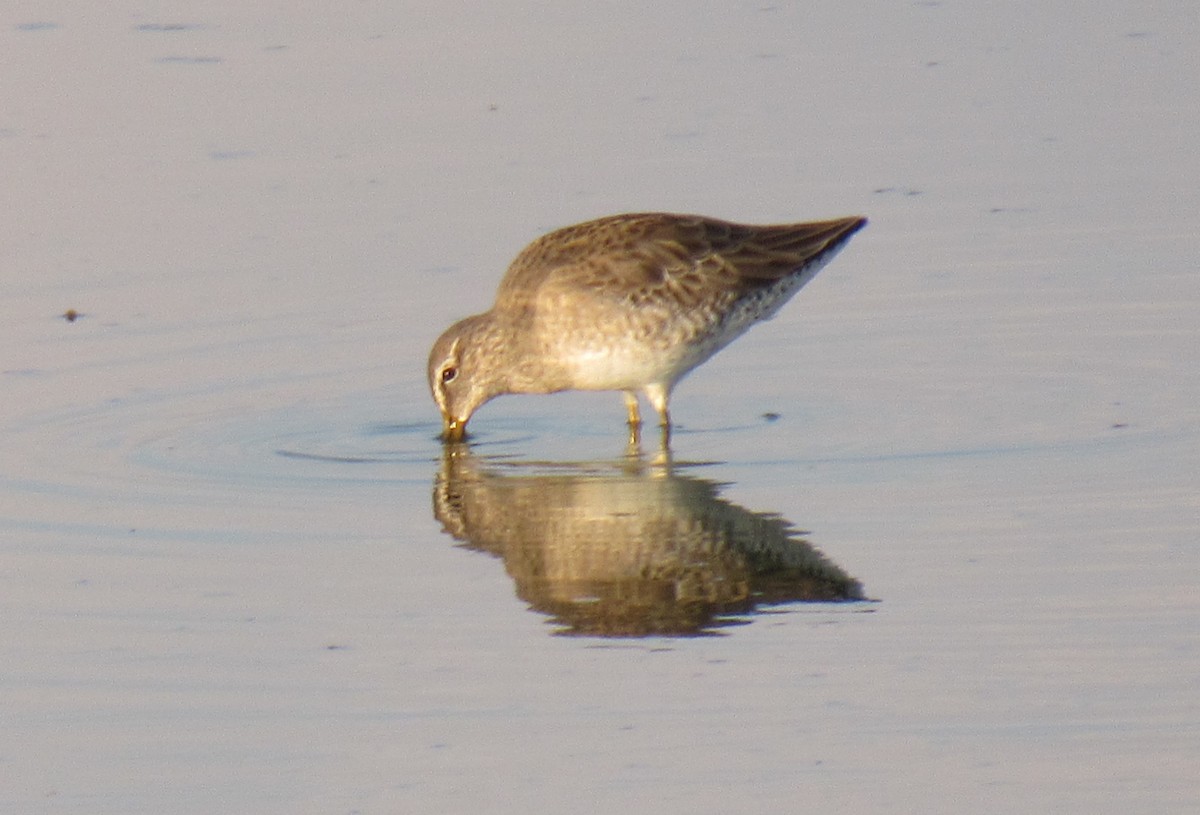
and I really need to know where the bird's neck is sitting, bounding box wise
[480,310,569,396]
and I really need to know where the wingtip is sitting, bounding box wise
[833,215,868,241]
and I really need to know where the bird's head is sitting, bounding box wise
[427,314,503,441]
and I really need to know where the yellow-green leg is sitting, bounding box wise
[622,391,643,453]
[643,383,671,429]
[623,391,642,427]
[642,383,672,447]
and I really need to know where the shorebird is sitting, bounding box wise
[428,212,866,441]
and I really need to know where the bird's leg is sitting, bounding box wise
[623,391,642,428]
[623,391,643,450]
[625,425,642,457]
[643,383,672,446]
[649,432,672,466]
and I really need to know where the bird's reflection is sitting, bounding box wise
[432,444,866,637]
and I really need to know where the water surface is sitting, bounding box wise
[2,3,1198,813]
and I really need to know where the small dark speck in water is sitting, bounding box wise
[62,309,81,322]
[1111,423,1128,429]
[135,23,205,32]
[762,412,781,422]
[16,22,59,31]
[324,644,349,651]
[873,186,923,196]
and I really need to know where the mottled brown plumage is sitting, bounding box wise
[428,212,866,440]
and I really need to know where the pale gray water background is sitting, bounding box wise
[2,2,1198,813]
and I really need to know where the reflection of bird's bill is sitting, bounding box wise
[432,447,865,637]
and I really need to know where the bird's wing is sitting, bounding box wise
[494,213,866,313]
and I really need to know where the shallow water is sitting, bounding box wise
[3,3,1198,813]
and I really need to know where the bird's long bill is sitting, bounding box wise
[441,416,467,442]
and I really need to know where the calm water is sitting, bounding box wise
[3,3,1197,813]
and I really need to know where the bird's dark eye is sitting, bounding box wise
[441,366,458,384]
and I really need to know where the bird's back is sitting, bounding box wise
[487,213,866,392]
[494,212,866,314]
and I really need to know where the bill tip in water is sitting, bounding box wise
[441,417,467,442]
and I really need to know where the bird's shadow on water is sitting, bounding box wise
[431,439,870,638]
